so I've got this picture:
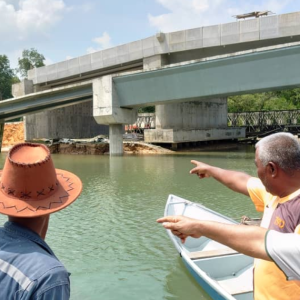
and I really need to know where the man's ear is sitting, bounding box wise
[267,162,278,177]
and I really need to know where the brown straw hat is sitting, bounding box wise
[0,143,82,218]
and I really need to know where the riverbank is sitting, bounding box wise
[0,122,174,154]
[48,141,174,155]
[1,121,241,154]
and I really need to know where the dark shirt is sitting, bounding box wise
[269,194,300,233]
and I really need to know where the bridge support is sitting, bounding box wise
[143,55,245,145]
[93,76,137,155]
[144,100,245,144]
[12,79,34,142]
[109,125,123,155]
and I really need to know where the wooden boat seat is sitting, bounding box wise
[187,248,238,260]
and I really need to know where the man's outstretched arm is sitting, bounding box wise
[190,160,251,196]
[157,215,269,261]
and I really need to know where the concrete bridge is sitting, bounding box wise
[5,11,300,154]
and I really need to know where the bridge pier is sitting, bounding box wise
[12,79,34,142]
[93,76,137,155]
[109,125,123,155]
[143,55,245,145]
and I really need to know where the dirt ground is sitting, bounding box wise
[2,122,25,149]
[1,122,172,154]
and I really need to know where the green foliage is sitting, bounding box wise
[228,89,300,112]
[18,48,45,78]
[138,106,155,113]
[0,55,19,100]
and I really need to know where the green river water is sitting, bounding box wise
[0,146,261,300]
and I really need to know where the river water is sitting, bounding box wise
[0,145,261,300]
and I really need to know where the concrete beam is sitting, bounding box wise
[113,45,300,107]
[12,79,34,98]
[1,83,93,121]
[93,76,137,125]
[144,128,245,143]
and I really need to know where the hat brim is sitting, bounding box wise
[0,168,82,218]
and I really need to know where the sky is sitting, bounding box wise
[1,0,300,69]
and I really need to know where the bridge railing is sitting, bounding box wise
[126,110,300,135]
[227,109,300,135]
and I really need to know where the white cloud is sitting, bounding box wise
[86,32,113,54]
[81,2,93,13]
[7,49,23,69]
[148,0,294,32]
[86,47,97,54]
[0,0,66,41]
[65,55,73,60]
[66,2,93,13]
[93,32,113,49]
[44,57,54,65]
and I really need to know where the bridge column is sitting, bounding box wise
[109,125,123,155]
[93,76,137,155]
[143,56,245,144]
[12,79,34,142]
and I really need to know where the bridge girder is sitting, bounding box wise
[113,45,300,107]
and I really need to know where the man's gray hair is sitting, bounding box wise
[256,132,300,172]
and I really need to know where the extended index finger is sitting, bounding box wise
[190,160,199,166]
[157,216,179,223]
[190,160,201,174]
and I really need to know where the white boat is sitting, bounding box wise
[164,194,254,300]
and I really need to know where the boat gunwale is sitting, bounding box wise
[164,194,254,300]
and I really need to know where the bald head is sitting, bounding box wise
[256,132,300,173]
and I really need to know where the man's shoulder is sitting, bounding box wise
[0,224,67,280]
[0,228,70,300]
[247,177,264,189]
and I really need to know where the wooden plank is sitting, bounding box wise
[187,248,238,260]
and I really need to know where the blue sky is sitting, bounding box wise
[1,0,300,69]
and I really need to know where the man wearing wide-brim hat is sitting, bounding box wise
[0,143,82,300]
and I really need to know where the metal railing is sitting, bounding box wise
[228,109,300,135]
[126,110,300,136]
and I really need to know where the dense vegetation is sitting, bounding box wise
[228,90,300,112]
[138,89,300,114]
[0,48,45,100]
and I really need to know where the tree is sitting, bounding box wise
[0,55,19,100]
[138,106,155,113]
[228,89,300,112]
[18,48,45,78]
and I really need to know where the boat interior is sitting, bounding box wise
[166,196,254,300]
[194,253,254,300]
